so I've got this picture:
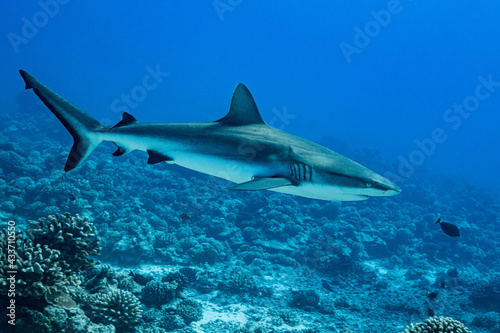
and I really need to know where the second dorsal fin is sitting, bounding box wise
[112,112,138,128]
[215,84,266,126]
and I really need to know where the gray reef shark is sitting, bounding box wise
[19,70,401,201]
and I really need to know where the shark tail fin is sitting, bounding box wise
[19,70,105,172]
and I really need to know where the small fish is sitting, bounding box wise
[68,194,77,202]
[129,272,152,286]
[427,292,438,300]
[181,213,191,221]
[435,217,460,237]
[439,281,447,289]
[425,308,435,317]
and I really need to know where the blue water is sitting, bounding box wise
[2,1,500,193]
[1,1,500,332]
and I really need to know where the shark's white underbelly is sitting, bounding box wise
[109,136,369,201]
[169,151,277,185]
[169,151,367,201]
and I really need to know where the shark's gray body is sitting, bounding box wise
[19,70,401,201]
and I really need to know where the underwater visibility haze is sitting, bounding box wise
[1,1,500,332]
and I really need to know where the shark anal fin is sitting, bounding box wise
[112,142,131,156]
[147,150,174,164]
[227,176,297,191]
[112,147,127,156]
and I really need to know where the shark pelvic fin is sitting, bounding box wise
[147,150,174,164]
[227,176,297,191]
[215,83,266,126]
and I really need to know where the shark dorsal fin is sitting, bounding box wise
[216,83,266,126]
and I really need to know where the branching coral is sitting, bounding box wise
[0,213,100,300]
[162,271,189,295]
[227,270,257,293]
[401,316,472,333]
[0,229,79,298]
[142,280,178,307]
[141,308,185,331]
[182,235,227,264]
[90,288,143,329]
[269,308,300,327]
[176,299,203,324]
[179,267,198,283]
[26,212,100,272]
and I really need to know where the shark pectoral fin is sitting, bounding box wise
[227,177,297,191]
[147,150,174,164]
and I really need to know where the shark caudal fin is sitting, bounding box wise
[19,70,104,171]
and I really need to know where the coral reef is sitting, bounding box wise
[90,288,143,329]
[1,108,500,332]
[0,229,79,298]
[470,274,500,312]
[291,289,320,311]
[26,213,100,272]
[176,299,203,324]
[162,271,189,295]
[140,307,185,331]
[0,213,99,300]
[269,308,301,327]
[401,316,472,333]
[225,269,258,294]
[472,312,500,333]
[141,280,177,307]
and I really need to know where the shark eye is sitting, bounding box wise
[366,181,373,188]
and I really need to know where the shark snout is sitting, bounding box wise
[370,176,401,197]
[381,187,401,197]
